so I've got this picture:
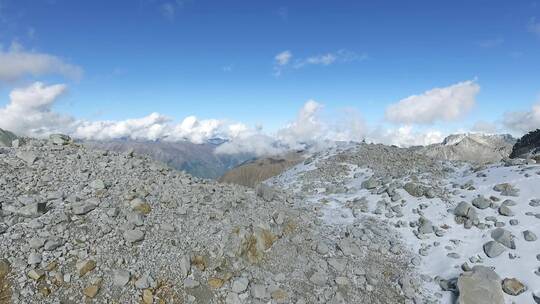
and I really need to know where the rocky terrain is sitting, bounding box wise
[0,135,438,304]
[413,133,515,164]
[1,132,539,304]
[219,152,304,188]
[268,142,540,304]
[84,139,253,179]
[510,129,540,160]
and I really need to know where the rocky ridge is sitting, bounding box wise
[510,129,540,160]
[268,142,540,304]
[413,133,516,164]
[0,136,431,303]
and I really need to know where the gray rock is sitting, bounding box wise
[123,229,145,243]
[417,217,434,234]
[27,252,42,265]
[361,177,380,189]
[29,238,45,249]
[72,201,97,215]
[491,228,515,249]
[112,270,130,287]
[16,151,37,165]
[309,271,327,286]
[135,274,152,289]
[501,277,527,296]
[89,179,106,190]
[43,239,62,251]
[404,182,425,197]
[523,230,537,241]
[454,202,474,217]
[457,266,504,304]
[472,196,491,209]
[483,241,505,258]
[49,134,72,145]
[493,183,519,196]
[183,278,200,289]
[231,277,249,293]
[251,284,268,299]
[225,293,241,304]
[498,205,513,216]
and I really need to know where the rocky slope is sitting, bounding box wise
[510,129,540,160]
[268,142,540,304]
[413,133,515,164]
[84,139,253,179]
[0,136,434,304]
[219,152,304,188]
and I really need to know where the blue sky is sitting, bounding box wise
[0,0,539,149]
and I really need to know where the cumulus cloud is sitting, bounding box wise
[0,42,83,83]
[503,100,540,133]
[0,82,73,136]
[369,125,444,147]
[385,80,480,125]
[217,100,370,155]
[0,82,247,143]
[1,83,447,156]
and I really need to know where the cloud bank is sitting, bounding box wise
[5,79,528,157]
[503,99,540,133]
[385,80,480,124]
[0,42,83,83]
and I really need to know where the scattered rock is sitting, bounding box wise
[501,278,526,296]
[457,266,504,304]
[76,259,96,277]
[483,241,505,258]
[123,229,145,243]
[523,230,537,241]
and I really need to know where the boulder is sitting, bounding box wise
[483,241,505,258]
[49,134,72,145]
[472,196,491,209]
[501,278,527,296]
[403,182,425,197]
[491,228,515,249]
[457,266,504,304]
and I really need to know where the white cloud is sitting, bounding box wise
[74,113,171,141]
[0,84,449,156]
[273,49,367,76]
[273,50,292,76]
[529,17,540,37]
[275,50,292,66]
[503,100,540,133]
[0,82,73,136]
[370,125,444,147]
[294,50,367,68]
[385,80,480,125]
[0,42,83,83]
[0,82,248,144]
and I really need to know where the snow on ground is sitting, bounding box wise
[269,148,540,304]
